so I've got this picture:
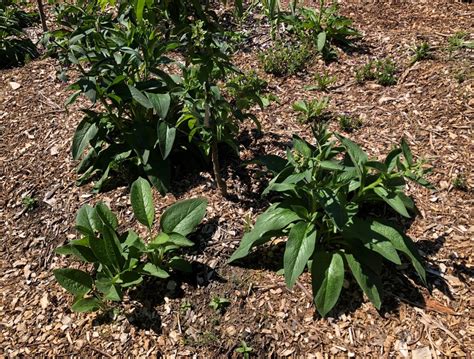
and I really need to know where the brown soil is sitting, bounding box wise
[1,1,473,357]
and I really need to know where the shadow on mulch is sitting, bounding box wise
[125,261,227,334]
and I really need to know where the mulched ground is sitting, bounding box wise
[1,1,473,357]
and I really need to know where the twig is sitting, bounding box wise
[86,345,113,358]
[31,110,66,119]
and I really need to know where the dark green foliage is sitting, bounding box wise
[47,0,263,194]
[292,97,330,123]
[229,125,432,316]
[0,1,38,68]
[338,114,362,132]
[305,71,337,92]
[54,177,208,312]
[410,42,433,65]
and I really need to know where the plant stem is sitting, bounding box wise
[204,86,228,196]
[36,0,48,32]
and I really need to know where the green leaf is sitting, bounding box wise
[89,226,123,272]
[95,202,119,230]
[53,268,93,297]
[336,134,368,177]
[71,297,101,312]
[119,271,143,288]
[135,0,145,22]
[344,253,382,309]
[342,217,401,265]
[168,233,194,247]
[160,198,207,236]
[374,187,410,218]
[311,251,344,317]
[385,148,402,171]
[72,118,98,160]
[284,222,316,289]
[130,177,155,229]
[147,93,171,119]
[157,122,176,160]
[228,204,300,263]
[169,256,192,272]
[55,238,97,263]
[316,188,348,230]
[400,138,413,165]
[317,31,327,52]
[142,263,169,278]
[128,85,152,109]
[75,204,97,236]
[366,220,426,285]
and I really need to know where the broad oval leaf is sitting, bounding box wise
[284,221,317,289]
[76,204,97,236]
[228,204,300,263]
[71,297,101,312]
[374,187,410,218]
[95,202,119,230]
[72,118,98,160]
[344,252,382,309]
[53,268,93,297]
[317,31,327,52]
[157,122,176,160]
[148,93,171,119]
[130,177,155,229]
[160,198,207,236]
[142,263,169,278]
[311,251,345,317]
[89,226,124,272]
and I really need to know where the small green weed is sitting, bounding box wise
[452,173,468,191]
[338,114,362,132]
[293,97,330,123]
[305,71,337,92]
[209,296,230,312]
[236,341,253,358]
[21,196,38,211]
[355,58,397,86]
[410,42,433,65]
[259,42,312,76]
[448,31,473,53]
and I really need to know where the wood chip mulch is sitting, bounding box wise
[0,1,473,357]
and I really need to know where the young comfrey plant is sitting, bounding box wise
[54,177,207,312]
[229,126,432,316]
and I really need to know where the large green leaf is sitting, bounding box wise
[53,268,93,297]
[128,85,152,108]
[95,202,119,230]
[228,204,300,263]
[147,93,171,119]
[135,0,145,22]
[368,220,426,285]
[72,118,98,160]
[142,263,169,278]
[284,222,316,288]
[157,122,176,160]
[75,204,97,236]
[130,177,155,229]
[316,188,348,230]
[89,226,123,272]
[317,31,327,52]
[374,187,410,218]
[160,198,207,236]
[400,138,413,165]
[336,134,368,177]
[55,238,97,263]
[311,251,344,317]
[71,297,101,312]
[342,218,401,265]
[344,253,382,309]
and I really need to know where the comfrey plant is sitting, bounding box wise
[54,177,207,312]
[229,125,432,316]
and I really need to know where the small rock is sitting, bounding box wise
[412,346,432,359]
[9,82,21,90]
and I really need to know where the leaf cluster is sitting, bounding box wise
[229,125,432,316]
[292,97,330,123]
[0,2,38,68]
[54,177,207,312]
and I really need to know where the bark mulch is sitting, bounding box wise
[0,1,473,357]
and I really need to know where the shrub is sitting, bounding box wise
[355,58,397,86]
[305,71,337,92]
[54,177,207,313]
[292,97,330,123]
[259,41,312,76]
[229,125,432,316]
[410,42,433,65]
[338,114,362,132]
[0,2,38,68]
